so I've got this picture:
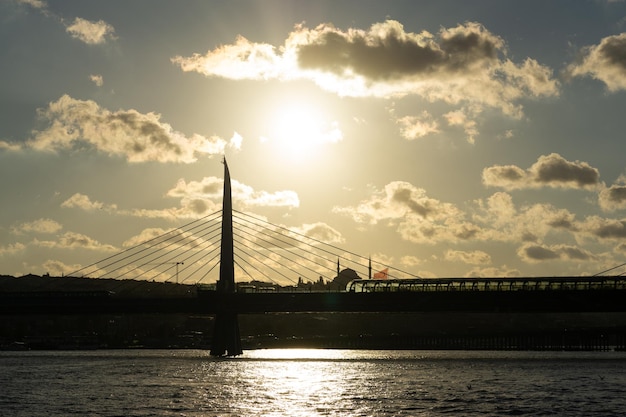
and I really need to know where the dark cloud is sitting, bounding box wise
[392,188,433,218]
[599,184,626,211]
[186,199,210,215]
[483,153,600,190]
[605,185,626,202]
[592,220,626,239]
[522,244,559,261]
[453,224,481,240]
[599,35,626,70]
[560,246,591,260]
[297,21,502,81]
[546,209,578,231]
[296,223,344,244]
[518,243,593,262]
[531,153,599,187]
[567,33,626,91]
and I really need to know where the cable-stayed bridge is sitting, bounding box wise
[3,161,626,355]
[65,207,401,290]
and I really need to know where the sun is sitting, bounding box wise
[264,100,342,161]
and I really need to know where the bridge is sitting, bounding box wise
[2,161,626,354]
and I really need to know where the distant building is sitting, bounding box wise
[329,268,360,291]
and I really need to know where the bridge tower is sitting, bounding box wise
[210,160,243,356]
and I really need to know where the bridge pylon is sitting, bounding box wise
[210,159,243,356]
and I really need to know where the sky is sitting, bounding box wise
[3,0,626,283]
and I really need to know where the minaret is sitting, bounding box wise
[210,159,243,356]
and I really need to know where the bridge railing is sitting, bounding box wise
[346,276,626,293]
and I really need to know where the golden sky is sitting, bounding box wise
[2,0,626,282]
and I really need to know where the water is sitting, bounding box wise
[1,349,625,416]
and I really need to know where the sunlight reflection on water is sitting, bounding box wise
[3,350,626,416]
[245,348,351,360]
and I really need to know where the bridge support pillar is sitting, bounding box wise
[210,160,243,356]
[210,311,242,356]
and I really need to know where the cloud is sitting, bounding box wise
[517,243,595,263]
[10,95,237,163]
[61,190,218,220]
[61,193,117,212]
[400,255,423,268]
[395,111,439,140]
[34,231,117,251]
[16,0,46,10]
[336,180,593,248]
[16,1,116,45]
[60,175,298,222]
[465,265,521,278]
[65,17,116,45]
[42,259,83,276]
[0,140,22,151]
[89,74,103,87]
[333,181,480,244]
[122,227,216,254]
[12,218,63,235]
[598,176,626,211]
[482,153,600,190]
[167,176,300,208]
[445,249,492,265]
[444,108,479,144]
[475,191,626,245]
[566,33,626,92]
[173,20,558,117]
[0,242,26,256]
[290,222,345,245]
[473,192,581,243]
[580,216,626,240]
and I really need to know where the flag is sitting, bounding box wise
[373,268,388,279]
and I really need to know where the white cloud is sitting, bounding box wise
[0,140,23,152]
[333,181,480,244]
[445,249,491,265]
[167,176,300,209]
[89,74,103,87]
[173,20,559,117]
[34,231,117,252]
[0,242,26,256]
[16,0,47,10]
[395,111,439,140]
[61,193,116,211]
[444,108,479,144]
[65,17,116,45]
[12,218,63,235]
[42,259,83,276]
[12,95,235,163]
[465,265,521,278]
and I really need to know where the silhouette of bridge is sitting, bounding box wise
[3,161,626,355]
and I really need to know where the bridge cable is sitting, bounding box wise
[68,209,222,278]
[233,223,333,283]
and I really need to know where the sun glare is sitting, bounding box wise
[264,100,342,161]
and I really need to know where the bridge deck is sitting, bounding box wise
[2,288,626,315]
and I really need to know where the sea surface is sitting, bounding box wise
[1,349,626,416]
